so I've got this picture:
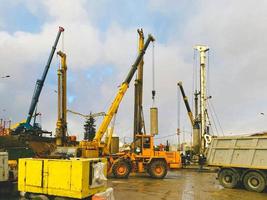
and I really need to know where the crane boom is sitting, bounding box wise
[26,27,64,126]
[177,81,194,126]
[94,34,155,144]
[134,29,145,140]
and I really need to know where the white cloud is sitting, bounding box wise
[1,0,267,145]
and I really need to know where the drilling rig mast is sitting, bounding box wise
[56,51,67,146]
[194,45,210,152]
[133,29,145,147]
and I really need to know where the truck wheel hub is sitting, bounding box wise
[249,177,259,187]
[224,175,232,183]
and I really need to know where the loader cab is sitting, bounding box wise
[135,134,154,156]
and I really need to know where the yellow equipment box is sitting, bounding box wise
[18,158,107,199]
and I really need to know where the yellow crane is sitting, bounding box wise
[79,34,155,158]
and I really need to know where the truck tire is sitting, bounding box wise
[218,168,239,188]
[112,160,131,179]
[243,171,266,193]
[148,160,167,179]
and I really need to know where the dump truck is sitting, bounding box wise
[206,136,267,192]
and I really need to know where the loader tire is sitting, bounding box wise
[112,160,131,179]
[243,171,266,193]
[148,160,167,179]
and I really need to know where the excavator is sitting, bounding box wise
[12,27,64,138]
[79,31,181,179]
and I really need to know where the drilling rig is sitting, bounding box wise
[194,45,211,152]
[178,45,211,155]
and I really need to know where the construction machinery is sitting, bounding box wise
[194,45,212,151]
[79,33,155,157]
[108,30,181,179]
[0,28,64,173]
[80,31,181,179]
[13,27,64,137]
[207,136,267,193]
[178,45,212,155]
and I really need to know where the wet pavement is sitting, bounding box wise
[108,169,267,200]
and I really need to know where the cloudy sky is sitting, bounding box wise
[1,0,267,145]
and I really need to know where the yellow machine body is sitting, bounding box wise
[135,134,182,169]
[18,158,107,199]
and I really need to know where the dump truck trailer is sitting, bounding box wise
[206,136,267,192]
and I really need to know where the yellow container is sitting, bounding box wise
[18,158,107,199]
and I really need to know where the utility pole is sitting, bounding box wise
[194,45,209,152]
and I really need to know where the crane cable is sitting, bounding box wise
[208,100,225,136]
[152,42,156,104]
[205,106,217,136]
[206,51,224,136]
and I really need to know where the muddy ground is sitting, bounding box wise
[1,169,266,200]
[108,169,267,200]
